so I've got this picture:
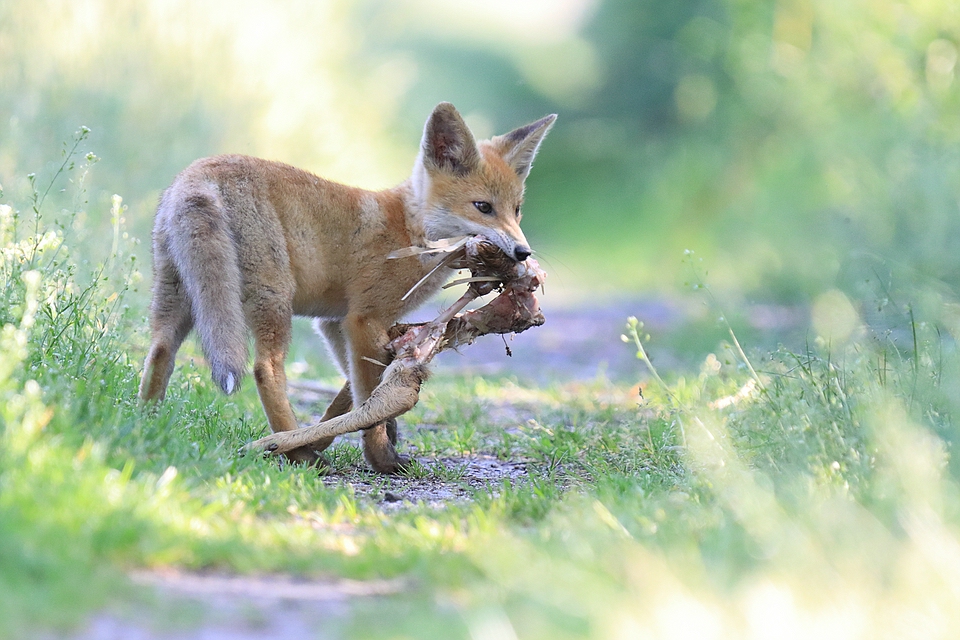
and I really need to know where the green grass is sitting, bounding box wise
[4,145,960,638]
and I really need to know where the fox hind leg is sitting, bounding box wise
[248,297,321,465]
[140,245,194,403]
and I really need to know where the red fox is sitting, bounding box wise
[139,102,556,473]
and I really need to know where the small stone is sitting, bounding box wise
[383,491,402,503]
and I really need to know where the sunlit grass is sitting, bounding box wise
[3,145,960,638]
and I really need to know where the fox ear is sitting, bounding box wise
[420,102,480,175]
[497,114,557,180]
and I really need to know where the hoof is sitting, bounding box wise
[370,453,410,475]
[284,446,322,466]
[362,421,407,474]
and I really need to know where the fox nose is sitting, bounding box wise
[513,245,532,262]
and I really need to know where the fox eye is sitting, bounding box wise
[473,201,494,215]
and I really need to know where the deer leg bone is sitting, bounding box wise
[245,359,430,456]
[243,240,545,458]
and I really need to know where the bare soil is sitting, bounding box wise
[324,453,530,509]
[66,571,400,640]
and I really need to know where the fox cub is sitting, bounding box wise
[139,102,556,473]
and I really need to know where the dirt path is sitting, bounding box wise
[68,571,400,640]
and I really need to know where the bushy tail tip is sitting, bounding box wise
[212,364,243,395]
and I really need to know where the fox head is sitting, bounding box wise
[411,102,556,262]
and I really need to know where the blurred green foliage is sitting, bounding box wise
[369,0,960,300]
[1,0,960,303]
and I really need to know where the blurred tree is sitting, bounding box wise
[584,0,731,131]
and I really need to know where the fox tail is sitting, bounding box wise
[161,186,247,394]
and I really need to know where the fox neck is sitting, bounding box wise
[395,172,459,251]
[378,178,457,309]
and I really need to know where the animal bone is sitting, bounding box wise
[244,237,546,457]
